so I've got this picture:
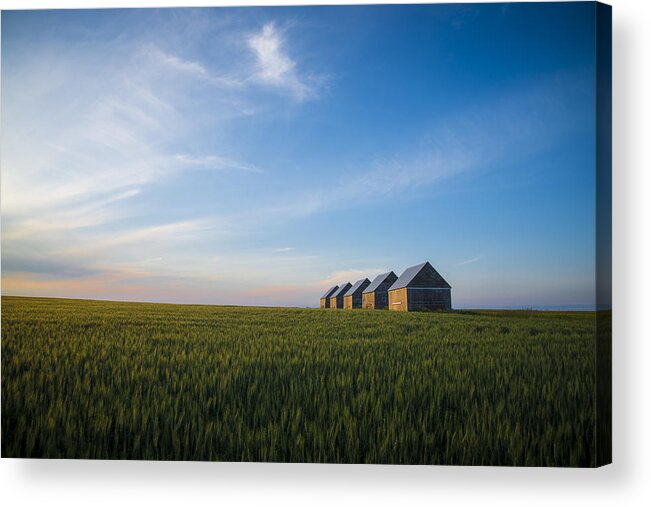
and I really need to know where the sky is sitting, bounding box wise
[1,3,601,309]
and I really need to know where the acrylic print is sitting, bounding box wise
[1,2,611,466]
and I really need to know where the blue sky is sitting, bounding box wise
[1,3,599,308]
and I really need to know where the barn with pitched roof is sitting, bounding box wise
[329,282,352,309]
[388,261,451,311]
[320,286,339,308]
[343,278,371,309]
[362,271,398,309]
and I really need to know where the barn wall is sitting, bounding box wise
[344,294,363,309]
[330,296,343,309]
[368,272,396,310]
[388,288,408,312]
[406,288,451,311]
[362,293,375,309]
[320,298,330,309]
[373,291,389,309]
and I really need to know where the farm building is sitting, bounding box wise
[343,278,371,309]
[362,271,398,309]
[388,261,452,311]
[320,286,339,308]
[329,282,352,309]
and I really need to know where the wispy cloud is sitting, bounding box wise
[145,46,248,89]
[151,47,208,77]
[274,247,295,252]
[251,74,588,223]
[174,154,262,173]
[70,219,214,256]
[457,255,483,266]
[146,26,324,100]
[247,23,319,101]
[1,37,262,228]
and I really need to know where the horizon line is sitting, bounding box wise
[0,294,603,312]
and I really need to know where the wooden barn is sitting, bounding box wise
[343,278,371,309]
[362,271,398,309]
[388,261,451,311]
[320,286,339,308]
[329,282,352,309]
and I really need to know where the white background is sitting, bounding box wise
[1,0,649,505]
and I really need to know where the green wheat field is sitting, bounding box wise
[1,296,602,466]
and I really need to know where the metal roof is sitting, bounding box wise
[321,285,339,299]
[363,271,397,294]
[344,278,371,297]
[330,283,352,298]
[389,261,451,290]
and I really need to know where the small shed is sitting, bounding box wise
[329,282,352,309]
[388,261,451,311]
[320,286,339,308]
[362,271,398,309]
[343,278,371,309]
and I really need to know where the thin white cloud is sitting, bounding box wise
[457,256,483,266]
[2,188,142,241]
[274,247,295,252]
[152,49,208,77]
[251,75,586,223]
[241,128,477,224]
[174,154,262,173]
[247,23,317,101]
[74,219,212,255]
[145,46,247,89]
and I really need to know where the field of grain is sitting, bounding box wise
[1,296,599,466]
